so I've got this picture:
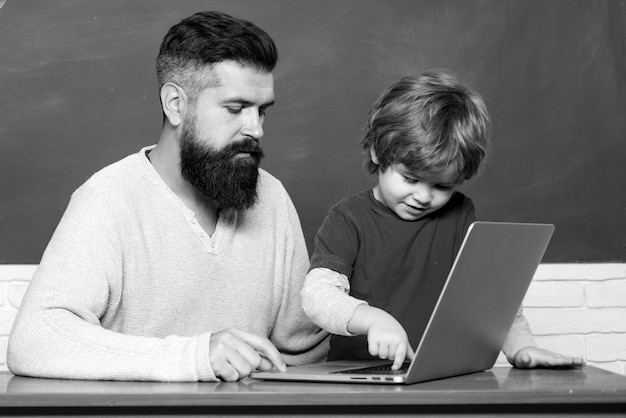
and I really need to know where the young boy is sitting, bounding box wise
[302,69,585,371]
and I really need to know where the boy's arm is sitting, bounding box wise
[510,347,586,369]
[502,306,537,360]
[346,304,415,369]
[302,268,414,369]
[503,306,584,369]
[301,268,367,336]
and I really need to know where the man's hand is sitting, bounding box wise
[209,328,286,381]
[512,346,585,369]
[348,305,415,370]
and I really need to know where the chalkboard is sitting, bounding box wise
[0,0,624,263]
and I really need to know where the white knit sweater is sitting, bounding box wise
[7,146,329,381]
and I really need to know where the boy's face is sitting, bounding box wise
[373,163,459,221]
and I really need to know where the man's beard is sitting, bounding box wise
[180,119,265,212]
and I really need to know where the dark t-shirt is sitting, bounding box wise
[310,189,476,360]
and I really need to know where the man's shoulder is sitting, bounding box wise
[256,168,290,200]
[75,149,148,197]
[257,167,283,187]
[245,169,299,228]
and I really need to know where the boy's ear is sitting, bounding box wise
[370,148,379,164]
[160,83,188,127]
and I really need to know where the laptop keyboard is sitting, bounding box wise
[334,362,410,375]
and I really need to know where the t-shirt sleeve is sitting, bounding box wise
[309,203,359,278]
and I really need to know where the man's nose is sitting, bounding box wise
[241,109,264,139]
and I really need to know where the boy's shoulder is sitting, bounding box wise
[327,189,473,223]
[448,190,473,207]
[330,189,473,213]
[438,191,475,216]
[330,190,373,213]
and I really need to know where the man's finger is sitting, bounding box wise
[214,361,240,382]
[231,329,286,371]
[256,356,275,371]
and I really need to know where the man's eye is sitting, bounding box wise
[404,176,418,184]
[226,107,243,114]
[436,184,454,191]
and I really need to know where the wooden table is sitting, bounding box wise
[0,366,625,416]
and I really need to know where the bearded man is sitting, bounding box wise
[8,11,329,383]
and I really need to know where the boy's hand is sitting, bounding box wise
[512,346,585,369]
[367,313,415,370]
[347,305,415,370]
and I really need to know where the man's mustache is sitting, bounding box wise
[222,139,265,161]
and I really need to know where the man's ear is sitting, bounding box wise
[160,83,187,127]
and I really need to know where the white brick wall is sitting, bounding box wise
[0,265,36,369]
[494,263,626,375]
[1,264,625,375]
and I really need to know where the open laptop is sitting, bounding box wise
[251,221,554,385]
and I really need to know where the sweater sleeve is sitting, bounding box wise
[7,183,217,382]
[266,190,330,365]
[302,268,367,335]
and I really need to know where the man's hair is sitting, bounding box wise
[156,11,278,100]
[361,69,491,184]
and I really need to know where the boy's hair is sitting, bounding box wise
[361,69,491,184]
[156,11,278,101]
